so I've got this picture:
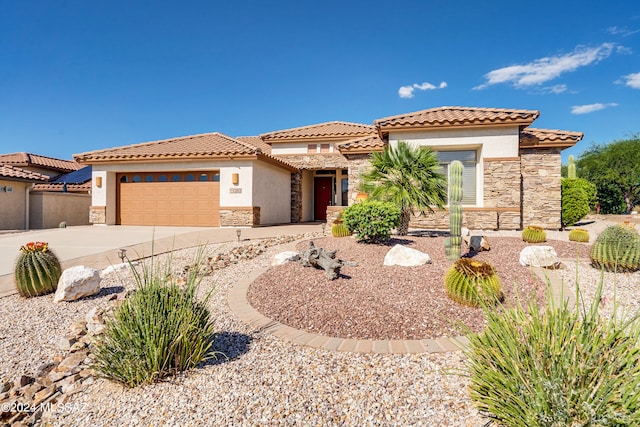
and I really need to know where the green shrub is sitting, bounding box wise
[568,228,590,243]
[14,242,62,298]
[444,258,502,307]
[465,279,640,425]
[342,200,400,243]
[522,225,546,243]
[590,224,640,272]
[92,249,217,387]
[562,178,591,227]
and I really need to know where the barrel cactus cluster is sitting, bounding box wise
[14,242,62,298]
[522,225,547,243]
[444,160,464,261]
[590,224,640,272]
[568,228,590,243]
[331,213,351,238]
[444,258,503,307]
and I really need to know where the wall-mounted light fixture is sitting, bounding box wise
[96,176,103,188]
[231,173,239,186]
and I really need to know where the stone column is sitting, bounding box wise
[290,171,302,223]
[521,148,562,229]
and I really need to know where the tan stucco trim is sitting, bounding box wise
[435,207,520,212]
[483,157,521,162]
[378,121,533,134]
[262,135,371,144]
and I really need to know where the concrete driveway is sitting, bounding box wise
[0,223,322,297]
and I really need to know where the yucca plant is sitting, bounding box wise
[92,248,218,387]
[444,258,502,307]
[14,241,62,298]
[590,224,640,272]
[522,225,547,243]
[568,228,590,243]
[465,276,640,426]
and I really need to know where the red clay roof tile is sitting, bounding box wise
[520,128,583,149]
[260,121,375,141]
[0,153,80,172]
[375,106,540,130]
[236,136,272,153]
[0,164,50,181]
[336,135,385,153]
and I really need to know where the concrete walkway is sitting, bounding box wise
[0,223,322,297]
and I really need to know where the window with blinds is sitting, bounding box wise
[435,150,477,205]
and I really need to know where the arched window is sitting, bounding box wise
[120,176,128,183]
[158,175,168,182]
[212,173,220,182]
[171,174,181,182]
[145,174,154,182]
[185,174,195,182]
[132,175,142,183]
[199,173,208,181]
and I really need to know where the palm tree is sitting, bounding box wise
[361,141,447,235]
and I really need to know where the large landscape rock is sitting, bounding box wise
[383,245,431,267]
[519,246,561,268]
[54,266,101,303]
[272,251,300,266]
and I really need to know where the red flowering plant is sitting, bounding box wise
[19,242,49,253]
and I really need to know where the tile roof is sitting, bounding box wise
[74,132,264,162]
[0,153,81,172]
[236,136,272,154]
[336,135,386,154]
[0,164,50,181]
[32,182,92,192]
[520,128,584,149]
[260,121,375,141]
[375,106,540,131]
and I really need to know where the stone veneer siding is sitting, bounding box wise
[344,154,372,205]
[219,207,260,227]
[290,171,302,223]
[89,206,106,224]
[482,157,522,230]
[521,148,562,229]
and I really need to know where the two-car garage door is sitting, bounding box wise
[117,172,220,226]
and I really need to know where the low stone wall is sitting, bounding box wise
[219,207,260,227]
[409,208,521,231]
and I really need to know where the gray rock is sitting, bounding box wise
[272,251,301,266]
[54,266,101,303]
[469,236,490,252]
[519,245,561,268]
[383,245,431,267]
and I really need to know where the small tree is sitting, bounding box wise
[577,136,640,213]
[361,141,447,235]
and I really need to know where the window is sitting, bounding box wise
[171,174,181,182]
[341,178,348,206]
[212,173,220,182]
[132,175,142,183]
[320,143,331,153]
[436,150,477,205]
[199,173,208,181]
[307,144,317,154]
[158,175,168,182]
[185,174,195,182]
[145,175,155,182]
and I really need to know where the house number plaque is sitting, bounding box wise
[229,188,242,194]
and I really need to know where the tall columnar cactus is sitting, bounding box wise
[590,225,640,272]
[445,160,464,261]
[567,155,576,179]
[14,242,62,298]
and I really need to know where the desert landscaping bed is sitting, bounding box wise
[248,235,592,340]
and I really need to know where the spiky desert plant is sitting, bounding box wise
[568,228,590,243]
[590,224,640,272]
[522,225,547,243]
[14,241,62,298]
[331,212,351,237]
[92,248,217,387]
[465,276,640,426]
[567,154,576,179]
[445,160,464,261]
[444,258,502,307]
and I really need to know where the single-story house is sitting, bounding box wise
[74,106,583,230]
[0,153,91,230]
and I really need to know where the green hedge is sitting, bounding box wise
[342,200,400,243]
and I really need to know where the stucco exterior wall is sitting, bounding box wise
[252,160,291,224]
[0,180,30,230]
[300,170,314,222]
[29,192,91,229]
[270,142,336,155]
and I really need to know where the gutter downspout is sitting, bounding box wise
[25,183,34,230]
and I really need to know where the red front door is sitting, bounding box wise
[314,177,333,220]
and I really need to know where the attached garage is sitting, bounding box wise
[117,171,220,226]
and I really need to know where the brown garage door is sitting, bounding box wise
[117,172,220,226]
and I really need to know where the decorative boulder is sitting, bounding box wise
[384,244,431,267]
[519,246,561,268]
[469,236,490,252]
[100,262,130,278]
[54,266,101,303]
[272,251,301,266]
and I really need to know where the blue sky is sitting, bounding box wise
[1,1,638,164]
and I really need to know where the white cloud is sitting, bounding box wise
[474,43,616,90]
[623,72,640,88]
[571,103,618,115]
[608,26,640,37]
[398,81,447,98]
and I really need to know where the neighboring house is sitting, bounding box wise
[75,106,582,230]
[0,153,91,230]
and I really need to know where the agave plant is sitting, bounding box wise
[14,241,62,298]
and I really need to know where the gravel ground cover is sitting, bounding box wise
[0,217,638,426]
